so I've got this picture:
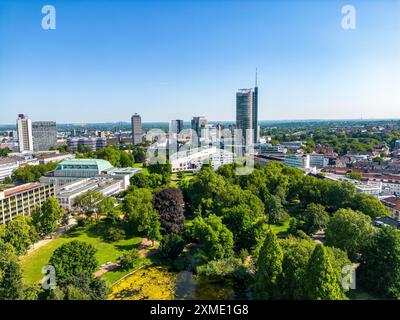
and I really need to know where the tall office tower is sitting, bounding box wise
[236,89,254,146]
[191,116,207,143]
[32,121,57,151]
[16,114,33,153]
[252,70,259,143]
[131,113,142,145]
[170,119,184,135]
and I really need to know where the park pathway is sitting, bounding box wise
[25,218,77,255]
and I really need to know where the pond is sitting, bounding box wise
[108,266,246,300]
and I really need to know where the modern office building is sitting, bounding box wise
[236,89,254,146]
[131,113,142,145]
[67,137,107,151]
[284,154,310,170]
[252,71,259,144]
[236,72,259,146]
[170,120,184,135]
[191,116,207,143]
[309,154,329,168]
[16,114,33,153]
[0,183,55,224]
[32,121,57,151]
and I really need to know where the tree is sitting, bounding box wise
[48,273,107,300]
[32,197,64,236]
[222,204,268,252]
[119,249,140,269]
[358,226,400,299]
[148,162,172,184]
[120,151,134,167]
[1,216,38,255]
[304,244,345,300]
[123,188,156,234]
[279,236,315,299]
[11,162,57,183]
[49,241,98,281]
[302,203,329,234]
[192,214,234,261]
[0,147,11,157]
[159,233,185,261]
[153,188,185,234]
[325,208,375,260]
[0,241,24,300]
[146,209,162,246]
[345,172,363,181]
[254,229,283,299]
[73,190,105,222]
[131,172,162,189]
[351,193,390,219]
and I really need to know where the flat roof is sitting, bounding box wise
[3,183,44,197]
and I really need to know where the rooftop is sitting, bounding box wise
[55,158,114,172]
[2,183,44,198]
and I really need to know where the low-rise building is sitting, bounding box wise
[37,153,75,164]
[0,183,55,224]
[170,146,234,172]
[309,154,329,168]
[67,137,107,151]
[284,154,310,170]
[56,177,124,210]
[0,159,19,181]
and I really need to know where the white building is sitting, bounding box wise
[170,146,234,172]
[0,159,19,181]
[284,154,310,170]
[56,177,125,210]
[355,182,382,197]
[309,154,329,168]
[17,114,33,153]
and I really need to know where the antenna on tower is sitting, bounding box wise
[255,68,258,87]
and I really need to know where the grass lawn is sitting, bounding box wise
[20,225,142,285]
[269,220,290,237]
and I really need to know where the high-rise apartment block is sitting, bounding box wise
[32,121,57,151]
[131,113,142,145]
[16,114,33,153]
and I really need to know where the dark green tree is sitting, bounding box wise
[304,244,346,300]
[254,229,283,299]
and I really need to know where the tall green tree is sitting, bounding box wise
[302,203,329,234]
[32,197,64,236]
[1,216,38,255]
[253,229,283,299]
[192,214,234,261]
[358,226,400,299]
[304,244,345,300]
[0,242,24,300]
[123,188,156,234]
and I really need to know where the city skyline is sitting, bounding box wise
[0,0,399,124]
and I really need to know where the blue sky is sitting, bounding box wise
[0,0,399,124]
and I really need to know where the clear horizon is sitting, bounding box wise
[0,0,399,124]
